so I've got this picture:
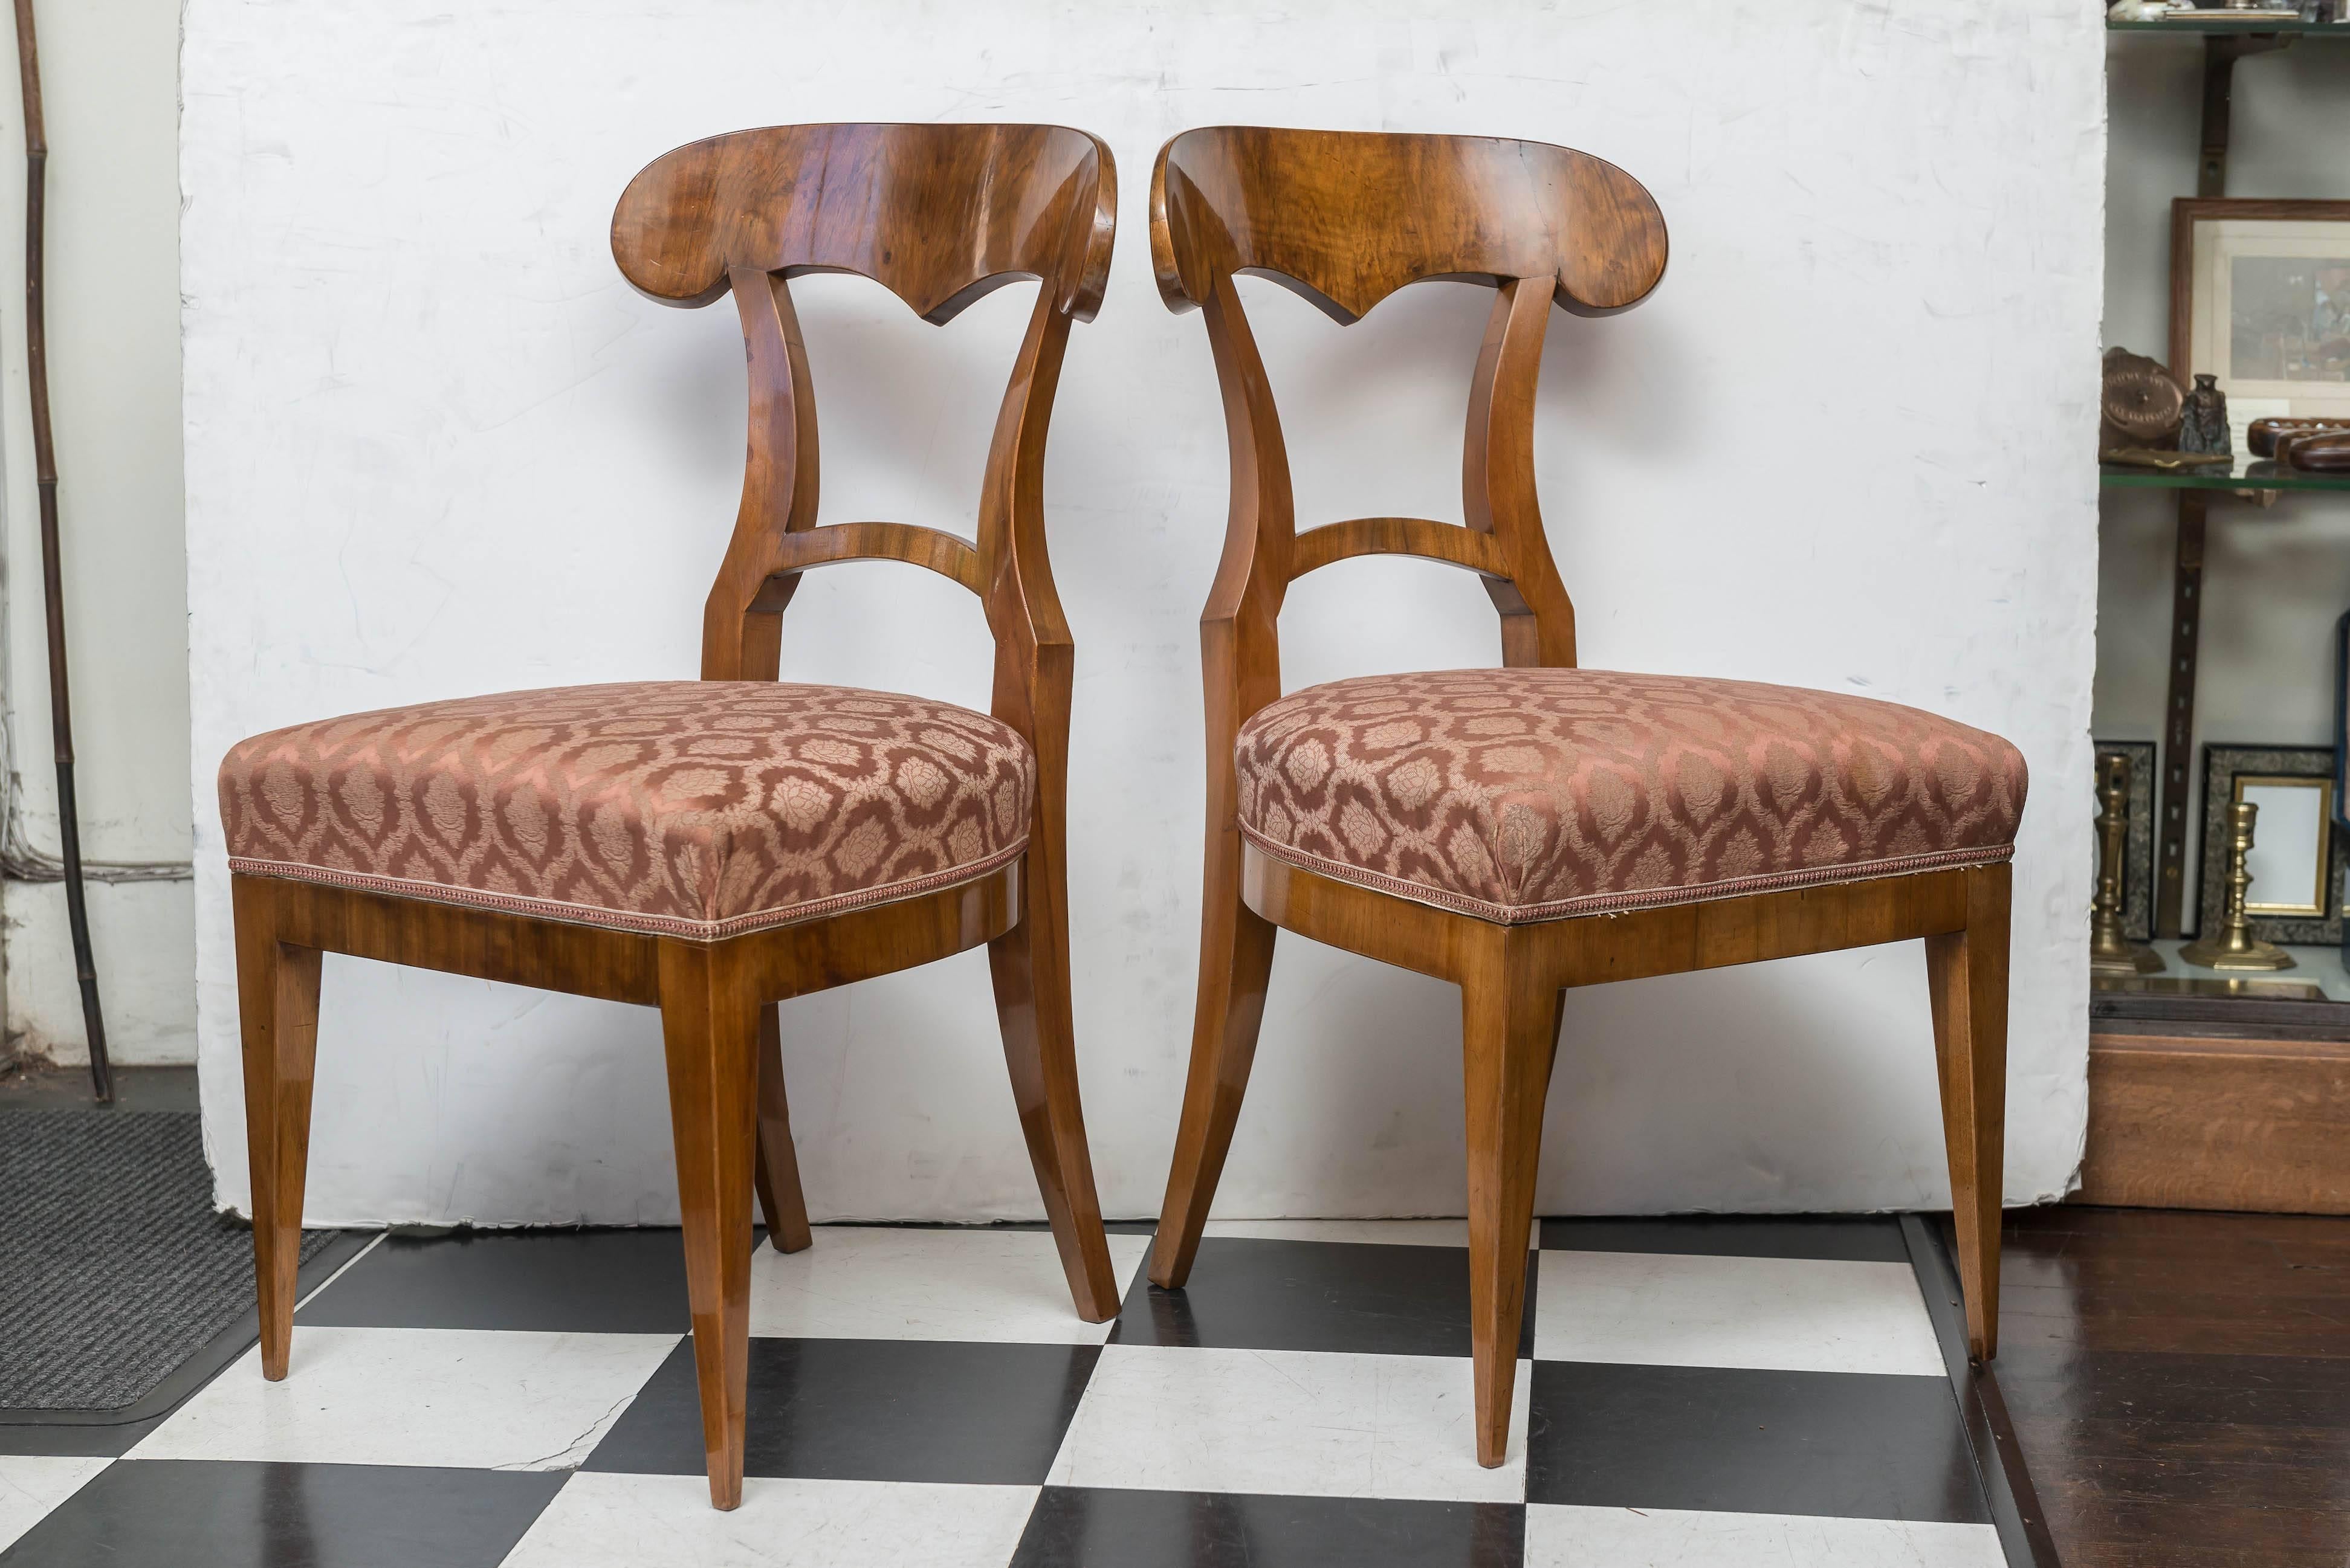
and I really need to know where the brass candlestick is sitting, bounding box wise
[2179,798,2296,971]
[2089,753,2163,976]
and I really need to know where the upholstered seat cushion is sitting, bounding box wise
[1234,669,2026,924]
[219,682,1034,938]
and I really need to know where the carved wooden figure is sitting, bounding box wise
[221,123,1120,1510]
[1145,126,2025,1469]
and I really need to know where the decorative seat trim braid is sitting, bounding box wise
[224,840,1028,942]
[219,681,1037,943]
[1232,668,2027,929]
[1237,827,2009,927]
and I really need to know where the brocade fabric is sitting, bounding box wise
[219,682,1034,938]
[1234,669,2026,924]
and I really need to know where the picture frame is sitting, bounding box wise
[2172,199,2350,436]
[2336,608,2350,834]
[2094,738,2158,944]
[2195,744,2347,947]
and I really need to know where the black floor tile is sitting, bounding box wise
[1538,1215,1908,1262]
[585,1336,1097,1485]
[835,1219,1159,1236]
[1525,1360,1987,1521]
[1112,1238,1536,1360]
[1011,1486,1524,1568]
[298,1228,692,1333]
[0,1460,564,1567]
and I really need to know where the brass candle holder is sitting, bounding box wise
[2178,798,2296,972]
[2089,753,2163,976]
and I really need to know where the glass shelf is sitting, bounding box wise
[2100,454,2350,492]
[2108,15,2350,34]
[2092,941,2350,1036]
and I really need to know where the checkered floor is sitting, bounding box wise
[0,1216,2009,1566]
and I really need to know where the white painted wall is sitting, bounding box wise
[0,0,194,1068]
[184,1,2104,1226]
[2098,34,2350,906]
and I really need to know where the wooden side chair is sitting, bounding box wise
[218,123,1122,1510]
[1145,126,2026,1468]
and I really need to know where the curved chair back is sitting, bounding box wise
[612,123,1115,773]
[1151,125,1666,696]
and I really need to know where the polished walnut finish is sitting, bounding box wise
[235,122,1119,1511]
[1146,125,2013,1469]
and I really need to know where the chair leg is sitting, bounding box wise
[990,848,1121,1322]
[751,1004,813,1255]
[656,941,762,1511]
[1460,928,1556,1469]
[232,875,322,1383]
[1925,861,2011,1363]
[1149,846,1278,1289]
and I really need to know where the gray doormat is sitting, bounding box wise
[0,1111,338,1412]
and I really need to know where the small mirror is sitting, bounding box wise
[2237,776,2332,917]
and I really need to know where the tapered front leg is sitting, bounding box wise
[1460,927,1558,1469]
[751,1004,813,1254]
[232,875,323,1382]
[657,941,763,1511]
[1925,862,2012,1361]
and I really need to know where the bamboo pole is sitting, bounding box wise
[12,0,110,1101]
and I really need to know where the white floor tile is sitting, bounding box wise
[1526,1504,2007,1566]
[1047,1343,1527,1503]
[501,1474,1039,1568]
[0,1457,109,1552]
[1534,1251,1944,1376]
[1203,1218,1540,1250]
[129,1326,678,1470]
[748,1227,1150,1343]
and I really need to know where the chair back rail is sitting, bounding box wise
[1150,125,1667,698]
[610,123,1115,766]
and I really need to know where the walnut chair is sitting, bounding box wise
[1144,126,2026,1468]
[218,123,1121,1510]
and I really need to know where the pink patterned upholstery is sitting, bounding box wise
[219,682,1034,938]
[1235,669,2026,924]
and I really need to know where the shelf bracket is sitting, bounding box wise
[2155,491,2207,940]
[2198,31,2295,196]
[2152,33,2295,937]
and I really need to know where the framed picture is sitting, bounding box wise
[2094,739,2158,943]
[2172,199,2350,433]
[2195,744,2347,947]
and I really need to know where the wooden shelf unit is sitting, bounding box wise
[2087,21,2350,1214]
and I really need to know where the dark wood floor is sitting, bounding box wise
[1998,1205,2350,1567]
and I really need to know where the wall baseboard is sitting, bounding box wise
[2079,1031,2350,1213]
